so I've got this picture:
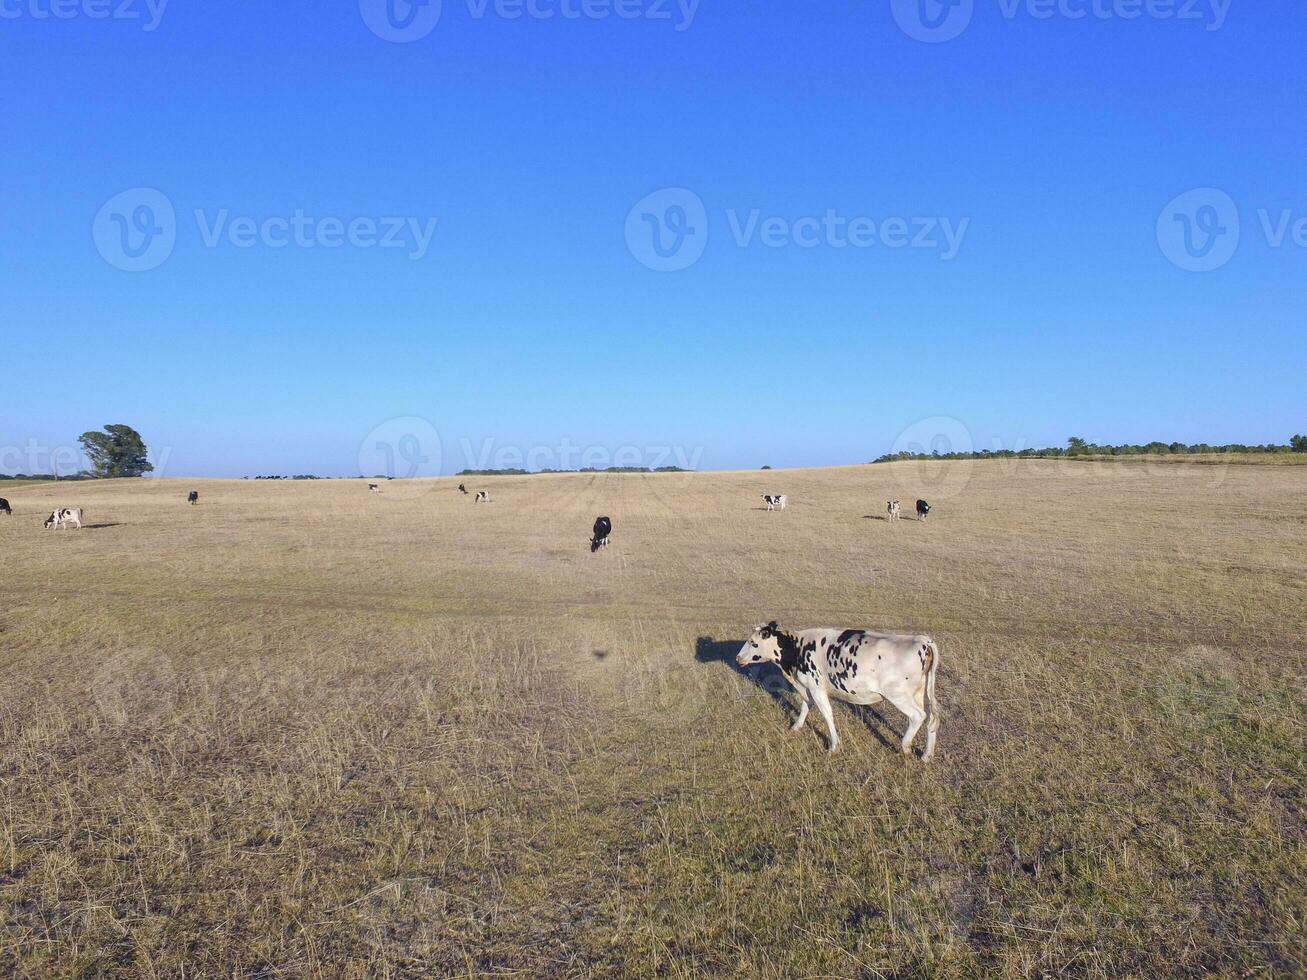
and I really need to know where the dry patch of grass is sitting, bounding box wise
[1,463,1304,976]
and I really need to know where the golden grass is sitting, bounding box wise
[1,461,1304,977]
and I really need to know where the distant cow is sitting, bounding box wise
[737,621,940,760]
[44,508,84,530]
[458,483,468,495]
[762,494,787,512]
[475,490,490,503]
[916,499,931,521]
[368,484,381,493]
[591,516,612,552]
[187,490,199,505]
[886,500,901,521]
[0,498,10,516]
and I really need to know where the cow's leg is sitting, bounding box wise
[886,687,927,757]
[810,686,840,753]
[790,691,810,732]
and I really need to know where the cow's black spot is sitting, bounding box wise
[836,629,864,645]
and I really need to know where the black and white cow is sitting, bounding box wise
[591,516,612,553]
[187,490,199,505]
[736,621,940,760]
[44,508,84,530]
[475,490,490,503]
[886,500,901,521]
[0,498,11,516]
[762,494,787,512]
[458,483,468,495]
[916,499,931,521]
[368,484,381,493]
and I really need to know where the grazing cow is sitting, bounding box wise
[916,499,931,521]
[762,494,788,512]
[591,516,612,552]
[368,484,381,493]
[736,621,940,760]
[187,490,199,505]
[458,483,468,494]
[475,490,490,503]
[0,498,10,516]
[44,508,84,530]
[886,500,901,521]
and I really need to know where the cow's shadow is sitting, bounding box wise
[82,523,122,530]
[694,636,899,751]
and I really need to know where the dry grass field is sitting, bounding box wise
[1,461,1304,977]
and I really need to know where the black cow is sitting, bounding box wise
[916,499,931,521]
[591,516,612,553]
[0,498,10,516]
[187,490,199,505]
[458,483,468,494]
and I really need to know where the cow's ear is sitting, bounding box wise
[767,620,779,632]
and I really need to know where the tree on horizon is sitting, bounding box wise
[78,424,154,478]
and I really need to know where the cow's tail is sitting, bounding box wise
[924,637,941,738]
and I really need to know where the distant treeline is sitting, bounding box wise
[0,472,94,481]
[457,466,692,476]
[873,435,1307,464]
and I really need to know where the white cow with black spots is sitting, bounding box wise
[737,621,940,760]
[762,494,787,512]
[44,508,84,530]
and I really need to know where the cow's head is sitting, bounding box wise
[43,511,58,529]
[737,621,787,667]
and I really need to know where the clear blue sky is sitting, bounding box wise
[3,0,1303,477]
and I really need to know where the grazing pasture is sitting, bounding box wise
[1,462,1304,977]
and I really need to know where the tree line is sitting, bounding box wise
[873,435,1307,464]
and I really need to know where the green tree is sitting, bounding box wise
[1290,434,1307,453]
[78,424,154,478]
[1067,436,1088,455]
